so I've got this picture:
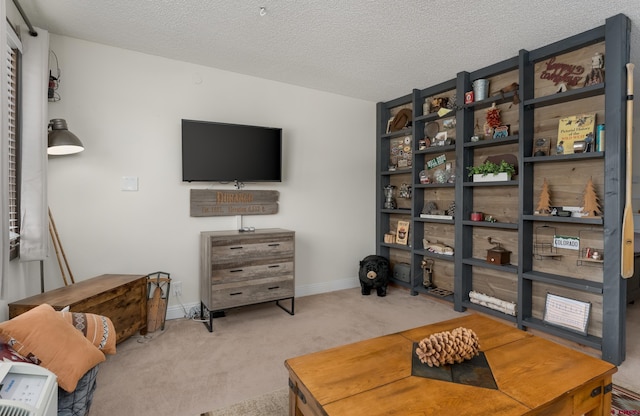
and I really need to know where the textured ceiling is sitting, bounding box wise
[14,0,640,102]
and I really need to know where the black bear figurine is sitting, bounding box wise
[359,255,390,297]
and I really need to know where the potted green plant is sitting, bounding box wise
[467,160,516,182]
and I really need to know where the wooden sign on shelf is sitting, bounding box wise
[190,189,279,217]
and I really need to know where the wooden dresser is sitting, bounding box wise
[8,274,148,343]
[200,228,295,331]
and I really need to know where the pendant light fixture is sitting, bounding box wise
[47,118,84,155]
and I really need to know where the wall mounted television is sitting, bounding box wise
[182,119,282,183]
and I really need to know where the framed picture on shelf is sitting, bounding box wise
[464,91,474,104]
[543,293,591,335]
[557,113,596,154]
[533,138,551,156]
[386,117,395,134]
[389,136,412,170]
[433,131,448,146]
[396,221,410,245]
[493,125,509,139]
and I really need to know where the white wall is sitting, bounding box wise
[1,34,376,320]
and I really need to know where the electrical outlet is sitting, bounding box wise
[172,281,182,297]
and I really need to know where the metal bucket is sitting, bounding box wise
[473,79,490,101]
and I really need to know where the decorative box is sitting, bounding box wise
[393,263,411,283]
[486,247,511,265]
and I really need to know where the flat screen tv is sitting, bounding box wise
[182,119,282,183]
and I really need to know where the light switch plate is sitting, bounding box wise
[121,176,138,191]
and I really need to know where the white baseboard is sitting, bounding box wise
[165,277,359,320]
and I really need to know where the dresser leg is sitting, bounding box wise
[201,302,214,332]
[276,297,295,315]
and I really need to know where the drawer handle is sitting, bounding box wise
[268,243,281,247]
[230,269,244,273]
[230,292,243,296]
[230,246,244,250]
[268,265,280,269]
[268,286,280,290]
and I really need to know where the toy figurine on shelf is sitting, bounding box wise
[584,52,605,86]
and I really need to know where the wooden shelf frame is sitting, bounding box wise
[376,14,630,364]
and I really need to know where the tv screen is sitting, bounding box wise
[182,119,282,182]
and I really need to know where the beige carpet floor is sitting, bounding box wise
[86,287,640,416]
[200,388,288,416]
[88,287,461,416]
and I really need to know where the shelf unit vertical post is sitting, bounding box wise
[375,102,389,259]
[455,71,473,312]
[601,13,631,364]
[518,48,535,328]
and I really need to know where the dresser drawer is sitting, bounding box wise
[211,260,294,284]
[210,276,294,310]
[211,238,294,261]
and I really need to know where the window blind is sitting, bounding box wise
[7,44,19,258]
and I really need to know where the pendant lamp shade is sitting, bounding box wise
[48,119,84,155]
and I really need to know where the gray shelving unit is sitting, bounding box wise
[375,14,630,364]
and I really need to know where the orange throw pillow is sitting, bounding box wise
[0,304,105,392]
[58,311,117,355]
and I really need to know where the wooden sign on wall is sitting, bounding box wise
[190,190,279,217]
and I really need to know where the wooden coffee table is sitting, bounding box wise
[285,314,616,415]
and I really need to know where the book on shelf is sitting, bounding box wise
[557,113,596,154]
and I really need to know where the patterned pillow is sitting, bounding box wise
[58,311,117,355]
[0,304,105,392]
[0,342,30,363]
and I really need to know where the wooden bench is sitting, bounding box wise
[8,274,148,344]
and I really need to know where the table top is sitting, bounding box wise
[8,274,147,307]
[285,314,617,415]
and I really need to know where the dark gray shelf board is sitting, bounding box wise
[381,169,413,176]
[461,220,518,230]
[523,83,604,110]
[380,242,412,251]
[522,270,603,294]
[462,257,518,273]
[382,93,413,109]
[415,249,455,262]
[523,152,604,163]
[463,180,519,187]
[521,317,602,350]
[464,91,518,111]
[414,183,455,189]
[461,301,518,323]
[463,135,519,148]
[414,217,455,225]
[389,279,413,294]
[415,110,456,124]
[416,144,456,154]
[468,56,520,80]
[380,128,412,140]
[380,208,411,215]
[527,25,605,63]
[522,215,603,225]
[412,285,454,302]
[416,78,458,102]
